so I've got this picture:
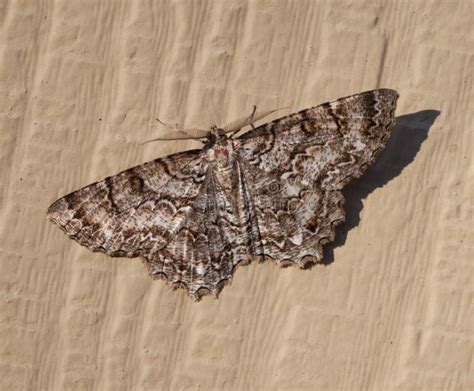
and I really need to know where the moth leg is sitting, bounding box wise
[230,105,257,138]
[249,105,257,129]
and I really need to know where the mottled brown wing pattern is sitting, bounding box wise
[48,89,398,300]
[48,150,257,299]
[48,149,208,257]
[146,162,256,298]
[236,89,398,265]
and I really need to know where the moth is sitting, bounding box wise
[48,89,398,300]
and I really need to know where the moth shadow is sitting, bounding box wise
[320,109,440,266]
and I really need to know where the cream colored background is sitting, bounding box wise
[0,1,472,390]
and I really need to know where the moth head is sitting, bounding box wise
[209,125,226,137]
[202,126,227,150]
[208,126,227,141]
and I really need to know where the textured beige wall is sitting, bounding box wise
[0,1,472,390]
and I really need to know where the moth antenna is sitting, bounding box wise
[142,117,211,144]
[141,129,210,145]
[224,106,289,137]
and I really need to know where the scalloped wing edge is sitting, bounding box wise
[141,193,346,301]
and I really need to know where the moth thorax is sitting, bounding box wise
[209,140,233,161]
[209,145,235,184]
